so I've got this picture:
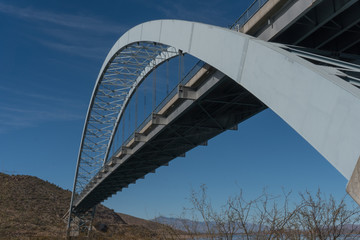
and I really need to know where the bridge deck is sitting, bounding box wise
[74,67,266,213]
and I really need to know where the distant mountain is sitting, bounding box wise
[0,172,176,239]
[153,216,268,234]
[154,216,360,236]
[153,216,218,233]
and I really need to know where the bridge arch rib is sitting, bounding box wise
[73,42,179,194]
[72,19,360,212]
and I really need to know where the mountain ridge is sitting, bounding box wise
[0,172,177,239]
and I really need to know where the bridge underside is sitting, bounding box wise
[244,0,360,62]
[271,0,360,56]
[74,69,266,213]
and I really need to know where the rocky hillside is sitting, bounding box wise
[0,172,177,239]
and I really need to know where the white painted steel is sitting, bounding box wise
[100,19,360,181]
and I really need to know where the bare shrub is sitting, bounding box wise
[181,185,360,240]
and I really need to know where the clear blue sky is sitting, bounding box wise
[0,0,350,219]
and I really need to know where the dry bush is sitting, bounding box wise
[180,185,360,240]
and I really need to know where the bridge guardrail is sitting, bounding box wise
[153,60,205,114]
[118,60,206,154]
[230,0,269,30]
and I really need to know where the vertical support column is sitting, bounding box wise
[135,88,138,128]
[66,206,97,239]
[122,117,125,144]
[178,50,183,83]
[87,206,97,237]
[166,60,169,95]
[144,83,147,121]
[153,68,156,111]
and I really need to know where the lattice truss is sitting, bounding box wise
[67,207,96,237]
[74,42,178,199]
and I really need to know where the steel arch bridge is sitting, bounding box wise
[67,19,360,235]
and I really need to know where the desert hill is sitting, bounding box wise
[0,172,177,239]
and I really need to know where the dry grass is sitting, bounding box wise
[0,172,179,239]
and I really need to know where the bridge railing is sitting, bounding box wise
[230,0,269,30]
[153,60,206,113]
[119,60,206,150]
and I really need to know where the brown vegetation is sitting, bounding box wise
[2,172,360,240]
[0,172,178,239]
[176,184,360,240]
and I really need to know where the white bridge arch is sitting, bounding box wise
[71,19,360,219]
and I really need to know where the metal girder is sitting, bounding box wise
[291,0,358,45]
[300,1,360,50]
[147,129,221,143]
[282,45,360,88]
[197,103,225,130]
[327,28,360,53]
